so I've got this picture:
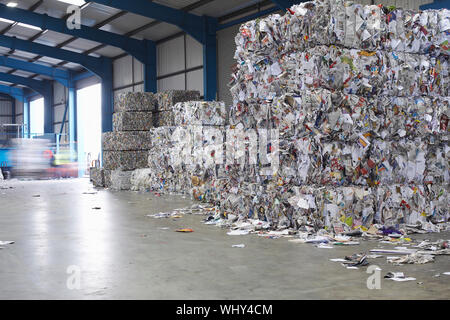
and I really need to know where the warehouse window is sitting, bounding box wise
[30,98,44,137]
[77,83,101,176]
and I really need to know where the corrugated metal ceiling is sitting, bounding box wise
[0,0,271,77]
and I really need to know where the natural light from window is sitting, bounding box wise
[77,83,101,176]
[30,98,44,136]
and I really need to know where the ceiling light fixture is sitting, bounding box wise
[17,23,42,31]
[0,18,42,31]
[57,0,86,6]
[6,2,18,7]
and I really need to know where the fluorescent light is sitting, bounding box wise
[18,23,42,31]
[6,2,18,7]
[0,18,14,24]
[0,18,42,31]
[57,0,86,5]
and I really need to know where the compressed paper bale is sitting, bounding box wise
[130,168,153,191]
[120,1,450,233]
[102,132,152,151]
[104,169,111,187]
[147,127,176,170]
[115,92,157,112]
[103,151,148,170]
[230,46,449,106]
[230,91,449,141]
[113,112,153,131]
[173,101,227,126]
[231,0,450,106]
[374,184,449,227]
[148,125,227,173]
[140,123,448,229]
[157,90,201,111]
[108,170,132,190]
[206,181,449,230]
[89,167,104,187]
[153,110,175,127]
[234,0,448,58]
[147,169,192,194]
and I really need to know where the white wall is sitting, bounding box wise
[157,34,204,96]
[15,99,23,125]
[110,34,204,102]
[112,55,145,103]
[0,99,12,127]
[375,0,433,8]
[217,23,241,109]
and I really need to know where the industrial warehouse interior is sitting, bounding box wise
[0,0,449,306]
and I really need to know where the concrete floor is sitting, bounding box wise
[0,178,449,300]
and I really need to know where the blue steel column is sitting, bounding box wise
[43,94,54,134]
[144,40,157,93]
[420,0,450,9]
[101,62,113,133]
[43,80,54,134]
[270,0,296,10]
[203,17,218,101]
[23,98,30,138]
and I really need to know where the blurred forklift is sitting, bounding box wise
[0,123,78,179]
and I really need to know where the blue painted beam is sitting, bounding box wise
[0,4,154,65]
[0,55,72,86]
[203,16,217,101]
[24,90,39,100]
[90,0,211,44]
[0,73,54,134]
[420,0,450,9]
[90,1,217,96]
[72,70,94,82]
[43,85,54,134]
[217,7,281,31]
[144,40,157,93]
[0,84,24,100]
[101,66,114,133]
[0,72,50,97]
[0,34,111,78]
[271,0,297,10]
[0,34,114,133]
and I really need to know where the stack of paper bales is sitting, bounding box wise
[154,90,201,126]
[223,0,449,230]
[102,92,157,190]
